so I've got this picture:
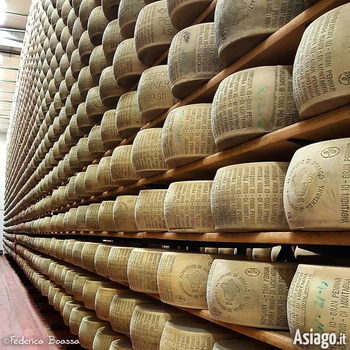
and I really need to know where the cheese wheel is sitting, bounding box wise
[84,164,100,194]
[135,189,167,232]
[99,67,125,108]
[67,37,77,62]
[85,204,101,231]
[212,66,300,150]
[101,0,119,20]
[118,0,145,38]
[113,38,147,90]
[60,295,74,317]
[162,104,217,166]
[127,248,164,293]
[134,1,176,66]
[98,201,116,231]
[107,246,135,283]
[63,300,84,326]
[78,315,109,349]
[101,109,123,148]
[130,304,185,350]
[159,319,230,350]
[166,0,211,30]
[213,339,275,350]
[86,86,108,121]
[168,23,220,99]
[81,242,100,272]
[79,30,95,65]
[83,279,114,309]
[110,146,141,185]
[72,275,93,300]
[48,285,64,305]
[207,260,296,328]
[77,137,96,165]
[71,50,85,81]
[164,181,215,233]
[79,0,96,30]
[69,307,95,335]
[102,19,123,64]
[76,103,90,133]
[95,285,128,320]
[109,293,154,335]
[283,138,350,231]
[63,240,78,262]
[215,0,306,67]
[70,81,83,107]
[72,241,86,267]
[157,252,217,309]
[94,244,113,277]
[115,92,143,138]
[78,66,95,99]
[113,196,138,232]
[211,162,289,232]
[88,125,107,157]
[65,269,85,293]
[131,128,169,177]
[109,339,133,350]
[75,172,91,199]
[87,6,109,46]
[89,45,109,86]
[76,206,89,231]
[92,326,125,350]
[41,280,52,296]
[287,264,350,345]
[96,157,115,191]
[137,65,177,122]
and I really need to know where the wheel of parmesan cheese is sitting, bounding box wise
[88,125,108,157]
[101,109,123,149]
[134,1,176,66]
[79,0,96,30]
[113,195,138,232]
[75,172,91,199]
[131,128,169,177]
[98,201,116,231]
[72,241,86,267]
[97,157,116,191]
[102,19,123,64]
[99,67,125,108]
[92,326,125,350]
[78,30,95,65]
[82,279,114,309]
[85,203,102,231]
[77,137,96,165]
[84,164,100,194]
[73,275,100,301]
[71,49,85,79]
[207,259,296,328]
[78,66,95,99]
[135,189,167,232]
[211,66,300,150]
[107,246,135,283]
[168,23,220,99]
[284,138,350,230]
[102,0,120,20]
[118,0,145,38]
[89,45,109,85]
[162,104,217,166]
[164,181,215,233]
[78,315,108,349]
[94,244,113,277]
[81,242,100,272]
[63,300,84,326]
[75,206,90,231]
[69,306,95,335]
[211,162,289,232]
[86,86,109,122]
[215,0,306,67]
[87,6,109,46]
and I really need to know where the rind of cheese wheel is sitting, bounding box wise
[113,196,138,232]
[78,66,95,99]
[88,125,107,157]
[213,339,275,350]
[84,164,100,194]
[284,138,350,231]
[130,304,185,350]
[159,318,231,350]
[98,201,116,231]
[100,110,123,149]
[207,260,296,329]
[157,252,221,309]
[87,7,109,46]
[72,241,86,267]
[89,45,108,85]
[117,0,145,39]
[59,266,75,286]
[82,279,114,310]
[107,246,135,283]
[48,262,58,280]
[75,172,90,199]
[161,104,217,166]
[109,293,155,335]
[77,103,94,133]
[99,67,125,108]
[109,338,133,350]
[53,290,66,311]
[131,128,169,177]
[78,30,95,66]
[102,20,123,64]
[211,162,289,232]
[127,248,164,293]
[115,92,143,139]
[72,274,94,301]
[164,181,215,233]
[81,242,100,272]
[64,270,85,294]
[95,285,128,321]
[78,315,109,349]
[168,23,220,99]
[59,295,74,316]
[166,0,211,30]
[137,65,177,122]
[63,239,77,262]
[63,300,84,326]
[110,146,141,185]
[75,206,89,231]
[86,86,108,121]
[113,38,147,90]
[48,285,64,306]
[97,157,116,191]
[134,1,176,66]
[85,203,102,231]
[135,189,167,232]
[211,66,299,150]
[77,138,96,166]
[287,264,350,346]
[215,0,306,67]
[293,3,350,118]
[92,326,126,350]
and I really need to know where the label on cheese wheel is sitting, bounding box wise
[207,260,296,329]
[108,246,135,283]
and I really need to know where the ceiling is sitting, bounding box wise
[0,0,30,138]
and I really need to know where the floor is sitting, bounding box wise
[0,255,70,350]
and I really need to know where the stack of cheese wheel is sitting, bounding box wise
[99,67,125,108]
[164,181,215,232]
[211,162,289,232]
[283,138,350,230]
[162,104,217,166]
[168,23,220,99]
[102,19,123,64]
[69,307,95,335]
[110,146,141,185]
[118,0,145,38]
[78,315,108,349]
[85,203,101,231]
[107,246,134,283]
[113,196,138,232]
[215,0,306,67]
[287,264,350,344]
[166,0,211,30]
[113,39,147,89]
[98,201,116,231]
[207,260,296,328]
[101,110,123,149]
[211,66,300,150]
[137,65,177,122]
[109,292,155,335]
[135,189,167,232]
[127,248,165,293]
[92,326,126,350]
[84,164,100,194]
[130,304,185,350]
[115,92,143,138]
[131,128,169,177]
[159,318,231,350]
[293,4,350,119]
[97,157,115,191]
[158,251,218,309]
[134,1,176,66]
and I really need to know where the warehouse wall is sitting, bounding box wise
[0,136,6,251]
